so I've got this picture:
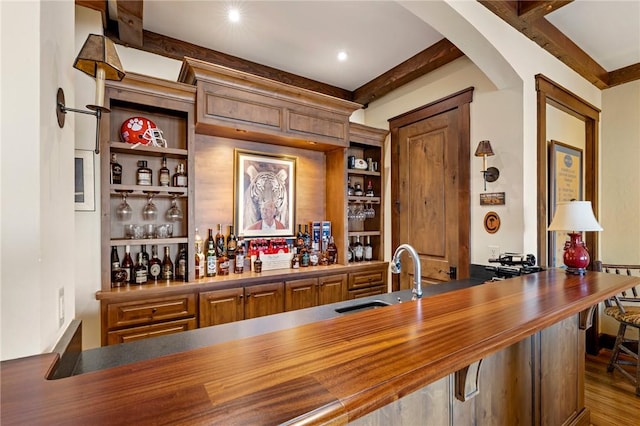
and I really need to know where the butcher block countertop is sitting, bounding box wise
[2,269,639,425]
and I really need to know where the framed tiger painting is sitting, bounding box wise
[234,149,296,237]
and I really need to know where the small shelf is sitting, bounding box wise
[110,185,188,196]
[348,231,381,237]
[110,237,188,246]
[110,141,188,158]
[347,169,381,177]
[348,196,380,204]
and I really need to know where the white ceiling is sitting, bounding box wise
[127,1,640,91]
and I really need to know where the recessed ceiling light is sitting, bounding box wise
[337,51,348,62]
[228,8,240,23]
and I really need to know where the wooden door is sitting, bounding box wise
[245,282,285,319]
[199,288,244,327]
[390,89,472,290]
[285,278,318,311]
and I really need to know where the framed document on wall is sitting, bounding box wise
[548,140,583,266]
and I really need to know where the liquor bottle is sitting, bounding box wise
[206,228,217,277]
[133,252,148,285]
[121,245,134,284]
[174,243,187,281]
[253,252,263,273]
[140,245,150,273]
[148,245,162,282]
[300,246,310,267]
[162,246,174,280]
[296,224,304,250]
[234,236,246,274]
[136,160,152,186]
[365,180,375,197]
[158,156,170,187]
[346,237,354,263]
[353,236,364,262]
[111,246,120,272]
[327,236,338,264]
[364,236,373,261]
[217,251,230,276]
[195,229,205,279]
[226,225,237,271]
[172,163,187,187]
[309,247,319,266]
[354,183,363,196]
[347,178,354,196]
[215,224,225,258]
[110,246,126,287]
[303,224,311,249]
[110,153,122,185]
[291,248,300,269]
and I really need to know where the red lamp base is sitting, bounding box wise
[562,232,590,275]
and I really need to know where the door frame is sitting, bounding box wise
[389,87,474,291]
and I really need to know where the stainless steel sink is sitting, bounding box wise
[334,300,391,314]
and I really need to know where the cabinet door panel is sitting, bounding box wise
[318,274,347,305]
[285,278,318,311]
[107,318,196,345]
[245,282,284,319]
[199,288,244,327]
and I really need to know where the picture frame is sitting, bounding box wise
[74,149,95,211]
[234,149,296,237]
[548,140,583,267]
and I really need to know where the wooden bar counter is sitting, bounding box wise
[2,269,639,425]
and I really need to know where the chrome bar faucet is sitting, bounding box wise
[390,244,423,299]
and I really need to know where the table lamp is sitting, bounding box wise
[548,200,602,275]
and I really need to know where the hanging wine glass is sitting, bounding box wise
[142,192,158,221]
[166,194,184,222]
[115,191,133,221]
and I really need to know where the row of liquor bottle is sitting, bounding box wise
[346,235,375,262]
[110,153,187,187]
[110,244,186,286]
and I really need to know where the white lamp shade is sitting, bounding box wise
[548,201,603,232]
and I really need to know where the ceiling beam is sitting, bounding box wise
[75,0,107,27]
[115,0,144,47]
[517,1,573,22]
[608,63,640,88]
[352,39,464,107]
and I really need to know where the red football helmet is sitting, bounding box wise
[120,117,167,148]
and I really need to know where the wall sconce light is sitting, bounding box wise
[548,200,603,275]
[474,140,499,191]
[57,34,125,154]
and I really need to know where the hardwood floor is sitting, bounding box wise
[585,349,640,425]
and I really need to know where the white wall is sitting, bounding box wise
[1,0,75,360]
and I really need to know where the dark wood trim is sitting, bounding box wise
[536,74,600,271]
[608,63,640,88]
[352,39,464,107]
[116,0,143,47]
[517,1,573,21]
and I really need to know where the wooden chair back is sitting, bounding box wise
[594,261,640,312]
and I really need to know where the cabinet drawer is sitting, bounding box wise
[107,317,196,345]
[107,294,196,329]
[347,285,387,300]
[348,268,387,290]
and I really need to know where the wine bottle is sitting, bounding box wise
[121,245,134,284]
[195,229,205,279]
[148,245,162,282]
[162,246,174,280]
[327,236,338,264]
[140,245,149,273]
[347,178,354,196]
[159,156,170,187]
[227,225,237,271]
[347,237,354,263]
[174,244,187,281]
[354,236,363,262]
[364,236,373,261]
[303,224,311,249]
[110,153,122,185]
[296,224,304,250]
[111,246,120,272]
[215,224,225,258]
[206,228,217,277]
[365,180,374,197]
[133,252,148,285]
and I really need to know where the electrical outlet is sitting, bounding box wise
[58,287,65,327]
[488,245,500,260]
